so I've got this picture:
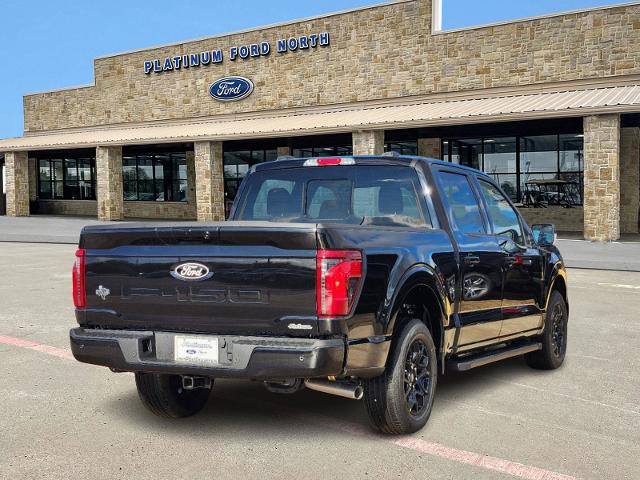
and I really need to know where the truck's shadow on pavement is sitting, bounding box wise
[103,356,545,435]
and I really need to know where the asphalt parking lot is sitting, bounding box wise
[1,243,639,480]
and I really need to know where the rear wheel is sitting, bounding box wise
[526,290,568,370]
[364,319,437,435]
[135,373,212,418]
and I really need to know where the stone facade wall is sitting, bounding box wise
[620,127,640,234]
[96,146,124,221]
[583,114,621,241]
[36,200,97,216]
[194,141,225,221]
[23,1,640,132]
[276,146,292,158]
[124,201,195,220]
[520,206,584,233]
[418,138,441,158]
[353,130,385,155]
[5,152,30,216]
[35,197,196,219]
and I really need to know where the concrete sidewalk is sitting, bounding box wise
[555,238,640,271]
[1,215,639,271]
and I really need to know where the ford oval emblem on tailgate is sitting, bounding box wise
[209,76,254,102]
[171,262,213,282]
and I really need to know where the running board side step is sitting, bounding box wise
[448,342,543,372]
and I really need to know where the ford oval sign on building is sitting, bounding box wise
[209,76,254,102]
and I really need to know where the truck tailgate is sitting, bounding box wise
[78,222,319,336]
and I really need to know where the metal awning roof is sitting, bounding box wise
[2,84,640,152]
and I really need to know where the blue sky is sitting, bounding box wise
[0,0,625,138]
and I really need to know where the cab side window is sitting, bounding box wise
[437,171,485,235]
[477,179,524,245]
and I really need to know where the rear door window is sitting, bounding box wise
[436,171,486,235]
[477,179,525,245]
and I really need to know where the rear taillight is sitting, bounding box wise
[72,249,86,308]
[316,250,363,318]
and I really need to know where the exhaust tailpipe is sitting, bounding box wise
[304,379,364,400]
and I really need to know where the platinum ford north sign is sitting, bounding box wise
[144,32,330,74]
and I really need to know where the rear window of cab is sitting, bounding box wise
[235,165,431,228]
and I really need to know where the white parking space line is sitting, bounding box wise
[597,282,640,289]
[477,376,640,416]
[0,333,579,480]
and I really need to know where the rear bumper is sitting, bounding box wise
[69,328,345,379]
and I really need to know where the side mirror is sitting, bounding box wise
[532,224,556,246]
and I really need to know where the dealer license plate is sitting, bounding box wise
[174,336,219,365]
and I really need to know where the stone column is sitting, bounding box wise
[583,114,621,241]
[277,146,291,158]
[96,146,124,221]
[186,150,197,218]
[418,138,442,158]
[5,151,30,217]
[620,127,640,234]
[352,130,384,155]
[194,141,225,222]
[28,158,38,201]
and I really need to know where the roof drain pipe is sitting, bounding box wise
[304,379,364,400]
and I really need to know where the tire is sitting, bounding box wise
[525,291,568,370]
[364,319,438,435]
[135,373,212,418]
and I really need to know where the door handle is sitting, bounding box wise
[463,255,481,266]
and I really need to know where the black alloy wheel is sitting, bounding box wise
[525,290,568,370]
[550,302,566,359]
[404,339,433,417]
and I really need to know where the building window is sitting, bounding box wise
[558,134,584,206]
[223,149,277,216]
[442,133,584,205]
[385,141,418,155]
[483,137,517,201]
[448,138,482,170]
[123,152,187,202]
[38,155,96,200]
[292,145,353,157]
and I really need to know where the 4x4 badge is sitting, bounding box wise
[96,285,110,301]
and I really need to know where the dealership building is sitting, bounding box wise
[1,0,640,241]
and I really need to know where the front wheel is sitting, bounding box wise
[525,290,568,370]
[364,319,438,435]
[135,373,212,418]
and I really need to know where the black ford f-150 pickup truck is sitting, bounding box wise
[70,155,568,434]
